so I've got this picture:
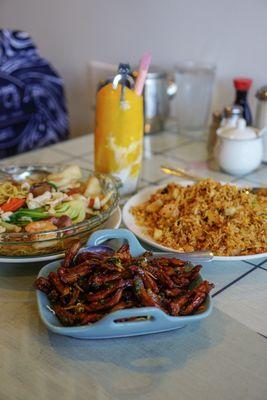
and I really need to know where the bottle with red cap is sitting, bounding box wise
[233,77,253,125]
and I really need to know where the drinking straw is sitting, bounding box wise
[134,52,152,96]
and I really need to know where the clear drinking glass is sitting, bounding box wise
[174,61,216,136]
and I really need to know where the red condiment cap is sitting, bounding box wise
[233,78,253,91]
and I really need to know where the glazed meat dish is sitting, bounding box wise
[35,240,214,326]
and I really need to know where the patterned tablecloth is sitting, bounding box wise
[1,127,266,400]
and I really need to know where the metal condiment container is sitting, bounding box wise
[255,86,267,162]
[143,67,177,134]
[255,86,267,128]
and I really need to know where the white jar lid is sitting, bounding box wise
[217,118,258,140]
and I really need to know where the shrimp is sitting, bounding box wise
[25,220,57,233]
[25,220,58,249]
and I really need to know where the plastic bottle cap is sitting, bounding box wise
[233,78,253,91]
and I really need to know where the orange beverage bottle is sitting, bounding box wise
[94,70,143,195]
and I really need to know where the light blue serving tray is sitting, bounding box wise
[36,229,213,339]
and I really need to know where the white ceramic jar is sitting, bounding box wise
[216,119,264,175]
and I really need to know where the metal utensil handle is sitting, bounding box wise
[161,166,202,182]
[154,251,213,263]
[87,229,145,256]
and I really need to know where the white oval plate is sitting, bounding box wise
[0,206,122,264]
[123,184,267,262]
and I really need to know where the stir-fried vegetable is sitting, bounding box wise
[9,199,88,226]
[0,165,114,234]
[53,199,86,223]
[47,165,82,190]
[9,208,50,225]
[0,220,22,232]
[1,198,26,212]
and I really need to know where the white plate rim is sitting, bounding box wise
[0,206,122,264]
[122,183,267,262]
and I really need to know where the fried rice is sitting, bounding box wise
[131,179,267,256]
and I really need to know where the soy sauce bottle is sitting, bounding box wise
[233,77,253,125]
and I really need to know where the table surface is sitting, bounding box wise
[1,127,267,400]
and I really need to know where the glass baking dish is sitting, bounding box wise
[0,164,120,258]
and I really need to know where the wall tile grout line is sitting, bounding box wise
[156,151,208,164]
[212,266,258,298]
[231,173,261,183]
[49,154,78,164]
[47,146,77,157]
[161,147,214,163]
[257,265,267,271]
[139,178,151,184]
[54,148,91,158]
[151,140,192,155]
[141,178,166,185]
[244,259,267,267]
[243,261,261,267]
[166,153,221,168]
[53,149,73,156]
[4,147,72,162]
[157,139,202,151]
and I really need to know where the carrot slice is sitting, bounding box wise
[1,198,26,212]
[88,198,95,208]
[66,188,81,196]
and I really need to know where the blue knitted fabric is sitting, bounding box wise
[0,30,69,158]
